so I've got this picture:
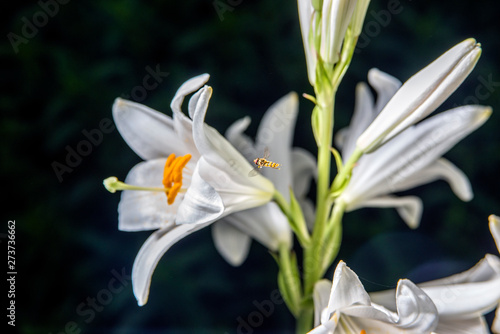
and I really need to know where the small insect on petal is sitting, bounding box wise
[249,149,281,177]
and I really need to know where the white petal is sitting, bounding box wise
[327,261,372,315]
[328,269,438,332]
[132,223,209,306]
[343,105,491,209]
[225,116,257,161]
[291,147,317,198]
[211,221,251,266]
[349,196,422,229]
[302,198,316,231]
[175,163,224,225]
[490,214,500,254]
[389,158,473,201]
[340,281,438,332]
[349,0,370,37]
[357,39,482,152]
[192,86,274,210]
[170,75,210,160]
[118,159,179,231]
[320,0,357,65]
[112,98,184,160]
[334,127,348,150]
[391,279,438,331]
[419,255,500,318]
[313,280,333,326]
[297,0,316,85]
[372,255,500,319]
[221,203,292,252]
[307,324,333,334]
[256,92,298,195]
[170,73,210,118]
[493,303,500,333]
[340,82,376,158]
[435,317,490,334]
[367,68,402,113]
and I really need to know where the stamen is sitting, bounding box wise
[162,153,192,204]
[360,330,367,334]
[167,183,182,205]
[103,153,192,206]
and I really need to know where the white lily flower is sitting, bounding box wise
[370,215,500,334]
[309,261,439,333]
[298,0,358,85]
[105,74,209,306]
[108,74,209,232]
[105,75,276,306]
[175,85,275,225]
[336,68,491,228]
[357,38,482,153]
[211,93,316,265]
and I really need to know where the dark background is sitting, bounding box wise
[2,0,500,333]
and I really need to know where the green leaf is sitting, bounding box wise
[311,106,321,147]
[330,146,343,173]
[321,218,342,273]
[277,249,302,317]
[312,0,323,11]
[289,187,311,248]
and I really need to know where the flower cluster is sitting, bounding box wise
[103,0,498,332]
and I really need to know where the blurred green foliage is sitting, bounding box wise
[2,0,500,333]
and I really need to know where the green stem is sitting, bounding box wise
[304,93,335,295]
[296,21,362,334]
[295,308,314,334]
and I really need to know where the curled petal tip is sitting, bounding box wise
[489,214,500,229]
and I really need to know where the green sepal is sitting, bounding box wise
[289,187,311,248]
[302,93,317,105]
[277,250,302,318]
[311,106,321,147]
[314,59,333,96]
[330,147,363,196]
[312,0,323,11]
[329,172,351,199]
[330,147,343,174]
[321,216,343,274]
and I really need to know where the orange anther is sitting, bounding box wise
[162,153,192,204]
[167,183,182,205]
